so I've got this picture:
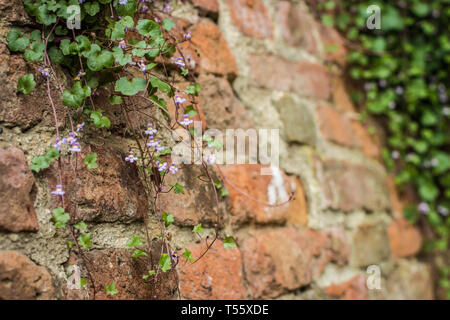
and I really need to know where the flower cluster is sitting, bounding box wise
[179,114,193,126]
[53,124,85,153]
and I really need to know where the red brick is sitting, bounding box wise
[228,0,273,39]
[240,227,348,298]
[180,20,238,79]
[249,55,330,100]
[0,251,54,299]
[192,0,219,15]
[316,103,360,148]
[319,24,347,65]
[315,158,390,212]
[326,275,367,300]
[0,147,39,232]
[276,1,319,53]
[219,164,305,226]
[64,245,178,300]
[48,144,148,223]
[387,218,422,258]
[178,240,246,299]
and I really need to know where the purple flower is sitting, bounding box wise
[125,151,138,163]
[66,132,78,145]
[54,137,65,151]
[418,202,429,214]
[183,32,192,40]
[51,184,65,196]
[174,57,185,67]
[79,0,85,3]
[391,151,400,159]
[443,107,450,116]
[155,142,165,152]
[119,0,128,5]
[147,137,159,148]
[138,60,146,73]
[438,206,448,216]
[76,122,85,133]
[118,39,126,49]
[174,94,186,104]
[431,158,439,167]
[179,114,193,126]
[207,153,216,164]
[145,123,157,135]
[388,101,396,110]
[154,17,161,24]
[68,142,81,153]
[163,2,171,12]
[156,161,168,172]
[378,79,387,87]
[168,163,178,174]
[395,86,404,95]
[38,66,50,78]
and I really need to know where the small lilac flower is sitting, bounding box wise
[378,79,387,87]
[68,142,81,153]
[183,32,192,40]
[174,94,186,104]
[147,137,159,148]
[38,66,50,78]
[207,153,216,164]
[391,151,400,159]
[179,114,193,126]
[155,142,165,152]
[438,206,449,216]
[125,151,138,163]
[171,251,178,261]
[443,107,450,116]
[395,86,404,95]
[388,101,396,110]
[138,60,146,73]
[141,4,149,11]
[364,83,374,91]
[174,57,185,67]
[154,17,161,24]
[54,137,65,151]
[163,2,171,12]
[51,184,65,196]
[66,132,78,145]
[156,161,168,172]
[418,202,430,214]
[118,39,126,49]
[168,163,178,174]
[145,123,157,135]
[431,158,439,167]
[119,0,128,5]
[76,122,85,132]
[79,0,85,3]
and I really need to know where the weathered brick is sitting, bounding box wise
[198,74,254,130]
[178,240,246,299]
[0,146,38,232]
[316,102,360,148]
[387,218,422,258]
[158,164,229,227]
[315,159,390,212]
[319,24,347,65]
[249,55,331,100]
[219,164,304,226]
[179,20,238,79]
[276,1,319,53]
[64,245,178,300]
[0,0,33,25]
[228,0,273,39]
[240,227,348,298]
[325,275,367,300]
[352,223,390,267]
[48,144,148,223]
[0,251,54,299]
[192,0,219,15]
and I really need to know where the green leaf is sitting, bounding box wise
[78,233,92,250]
[74,221,87,233]
[126,236,143,248]
[105,281,118,295]
[162,19,175,31]
[84,153,98,169]
[182,249,194,262]
[79,277,87,287]
[6,29,30,52]
[223,236,237,249]
[85,44,114,71]
[17,74,36,94]
[30,148,59,173]
[52,207,70,228]
[419,183,439,202]
[90,110,110,129]
[162,212,174,228]
[84,2,100,16]
[136,19,161,38]
[114,77,146,96]
[192,224,204,233]
[112,47,132,66]
[24,40,44,61]
[131,249,148,259]
[184,83,201,96]
[109,95,123,105]
[149,77,172,93]
[170,183,185,195]
[158,253,171,272]
[62,81,91,108]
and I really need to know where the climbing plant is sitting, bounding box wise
[312,0,450,298]
[8,0,236,298]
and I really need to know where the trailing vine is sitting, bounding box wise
[312,0,450,297]
[9,0,237,299]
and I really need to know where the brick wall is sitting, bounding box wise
[0,0,433,300]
